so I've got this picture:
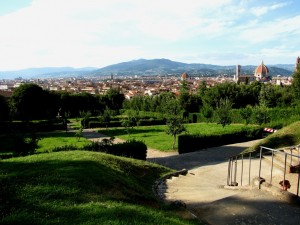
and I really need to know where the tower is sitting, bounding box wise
[235,65,241,81]
[295,56,300,72]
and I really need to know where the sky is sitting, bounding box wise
[0,0,299,71]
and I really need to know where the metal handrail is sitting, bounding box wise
[227,145,300,197]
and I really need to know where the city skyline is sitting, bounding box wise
[0,0,300,71]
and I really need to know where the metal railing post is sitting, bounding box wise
[241,154,244,186]
[283,153,287,190]
[249,152,252,186]
[227,158,231,186]
[270,150,274,184]
[297,172,300,196]
[258,147,263,189]
[234,156,237,185]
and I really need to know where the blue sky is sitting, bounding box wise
[0,0,299,70]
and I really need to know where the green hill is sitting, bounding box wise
[244,121,300,154]
[0,151,200,225]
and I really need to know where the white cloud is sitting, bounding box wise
[250,2,288,17]
[0,0,298,70]
[239,15,300,44]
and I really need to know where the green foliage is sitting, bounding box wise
[12,133,40,156]
[75,126,83,141]
[240,105,253,125]
[253,105,270,125]
[201,105,214,122]
[244,121,300,154]
[292,65,300,100]
[99,123,258,152]
[178,126,263,154]
[0,95,10,121]
[79,111,92,128]
[215,98,232,128]
[10,83,50,120]
[0,151,199,225]
[166,117,187,150]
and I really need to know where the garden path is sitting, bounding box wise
[81,129,300,225]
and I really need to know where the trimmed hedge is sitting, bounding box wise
[0,121,65,134]
[46,138,147,160]
[138,119,166,126]
[88,121,122,128]
[178,126,263,154]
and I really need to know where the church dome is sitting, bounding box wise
[255,61,269,75]
[181,72,189,80]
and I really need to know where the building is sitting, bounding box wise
[234,64,255,83]
[254,61,270,81]
[181,72,189,81]
[295,56,300,72]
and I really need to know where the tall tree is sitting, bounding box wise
[10,83,49,120]
[164,98,186,150]
[292,64,300,103]
[215,98,232,128]
[0,95,10,121]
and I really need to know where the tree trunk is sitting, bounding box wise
[173,135,176,150]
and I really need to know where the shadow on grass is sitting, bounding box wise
[0,153,181,224]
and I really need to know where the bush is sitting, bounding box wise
[138,119,166,126]
[82,138,147,160]
[88,121,123,128]
[178,126,263,154]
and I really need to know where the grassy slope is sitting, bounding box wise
[99,123,255,151]
[0,151,200,225]
[37,132,90,153]
[244,121,300,154]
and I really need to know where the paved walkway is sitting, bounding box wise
[81,129,300,225]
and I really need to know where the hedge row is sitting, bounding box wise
[51,139,147,160]
[190,108,300,125]
[178,126,263,154]
[87,118,167,128]
[0,121,65,134]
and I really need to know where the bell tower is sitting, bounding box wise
[295,56,300,72]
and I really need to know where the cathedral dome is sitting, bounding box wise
[255,61,269,75]
[254,61,270,81]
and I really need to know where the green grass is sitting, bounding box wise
[0,151,201,225]
[243,121,300,154]
[98,123,255,151]
[37,131,90,153]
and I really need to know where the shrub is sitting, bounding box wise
[82,138,147,160]
[178,126,263,154]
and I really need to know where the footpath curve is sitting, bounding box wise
[81,129,300,225]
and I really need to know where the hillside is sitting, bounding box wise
[0,151,200,225]
[0,59,294,79]
[92,59,294,77]
[244,121,300,154]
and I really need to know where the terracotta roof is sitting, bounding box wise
[255,61,269,74]
[181,72,188,79]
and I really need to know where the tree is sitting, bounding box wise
[166,116,186,150]
[240,105,253,125]
[292,64,300,102]
[164,98,186,150]
[215,98,232,128]
[0,95,10,121]
[10,83,50,120]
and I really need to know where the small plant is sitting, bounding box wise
[75,126,83,141]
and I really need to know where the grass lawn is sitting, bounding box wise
[0,151,201,225]
[37,131,91,153]
[98,123,253,151]
[244,121,300,154]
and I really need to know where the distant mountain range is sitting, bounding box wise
[0,59,295,79]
